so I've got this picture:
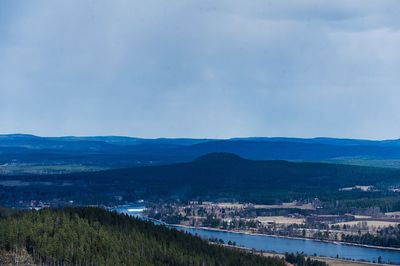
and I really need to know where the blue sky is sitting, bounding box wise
[0,1,399,139]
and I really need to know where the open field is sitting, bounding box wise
[312,257,383,266]
[262,252,380,266]
[205,201,315,210]
[354,215,373,219]
[336,220,400,228]
[257,216,305,225]
[0,163,109,175]
[254,202,315,210]
[326,158,400,169]
[0,250,37,266]
[214,203,246,209]
[385,212,400,217]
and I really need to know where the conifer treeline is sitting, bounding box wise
[341,225,400,248]
[0,207,285,265]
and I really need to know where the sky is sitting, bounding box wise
[0,1,399,139]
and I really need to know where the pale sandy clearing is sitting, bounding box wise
[262,252,376,266]
[385,211,400,216]
[315,257,380,266]
[215,203,245,209]
[254,202,315,210]
[336,220,400,227]
[354,215,372,219]
[257,216,305,224]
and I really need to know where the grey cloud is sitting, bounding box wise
[0,0,399,138]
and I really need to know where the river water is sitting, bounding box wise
[114,204,400,264]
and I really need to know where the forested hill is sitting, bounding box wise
[6,153,400,204]
[2,134,400,170]
[85,152,400,202]
[0,207,284,266]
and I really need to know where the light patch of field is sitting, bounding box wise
[336,220,400,227]
[0,163,109,175]
[326,158,400,169]
[262,252,373,266]
[316,257,377,266]
[216,203,245,209]
[257,216,305,225]
[0,180,53,187]
[211,202,315,210]
[254,202,315,210]
[355,185,372,191]
[354,215,372,219]
[339,185,372,192]
[0,249,37,265]
[386,211,400,216]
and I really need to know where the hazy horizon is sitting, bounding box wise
[1,132,400,141]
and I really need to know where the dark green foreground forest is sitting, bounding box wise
[0,207,287,266]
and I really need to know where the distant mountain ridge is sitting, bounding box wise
[231,137,400,146]
[1,134,400,169]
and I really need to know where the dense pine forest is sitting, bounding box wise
[0,207,286,266]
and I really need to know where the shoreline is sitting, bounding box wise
[167,223,400,252]
[169,224,399,265]
[260,251,393,266]
[219,246,391,266]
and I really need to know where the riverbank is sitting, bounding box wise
[169,223,400,252]
[261,252,390,266]
[216,243,388,266]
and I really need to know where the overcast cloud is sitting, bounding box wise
[0,0,399,139]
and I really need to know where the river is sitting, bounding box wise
[114,204,400,264]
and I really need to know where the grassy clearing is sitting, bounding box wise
[336,220,400,228]
[256,216,305,225]
[0,163,109,175]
